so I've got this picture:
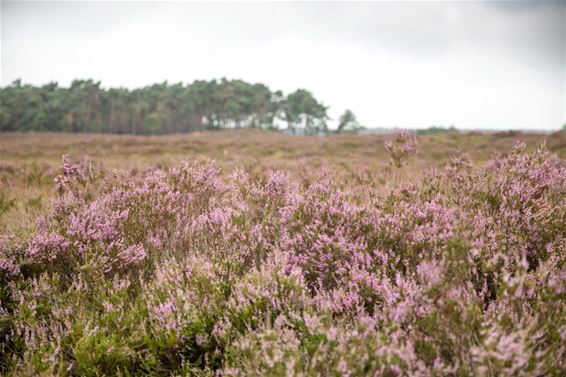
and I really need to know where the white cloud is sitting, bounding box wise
[1,1,564,129]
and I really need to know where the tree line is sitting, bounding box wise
[0,79,361,135]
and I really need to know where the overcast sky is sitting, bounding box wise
[1,1,565,130]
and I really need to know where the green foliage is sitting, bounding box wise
[0,79,331,135]
[0,190,16,217]
[335,109,363,133]
[283,89,329,135]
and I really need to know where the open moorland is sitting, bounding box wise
[0,130,565,376]
[1,130,565,235]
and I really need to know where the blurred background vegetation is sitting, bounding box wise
[3,78,562,137]
[0,79,336,135]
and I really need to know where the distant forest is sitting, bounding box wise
[0,79,363,135]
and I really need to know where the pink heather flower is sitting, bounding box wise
[102,302,115,312]
[384,129,418,168]
[416,259,443,286]
[28,232,70,262]
[115,244,147,271]
[157,301,175,317]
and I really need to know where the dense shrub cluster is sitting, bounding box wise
[1,141,565,376]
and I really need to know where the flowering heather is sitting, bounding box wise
[385,129,418,168]
[0,141,565,376]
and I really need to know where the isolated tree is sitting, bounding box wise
[284,89,329,135]
[336,109,362,133]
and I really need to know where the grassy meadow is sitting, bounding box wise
[0,130,565,376]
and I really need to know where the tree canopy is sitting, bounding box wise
[0,79,336,135]
[336,109,363,133]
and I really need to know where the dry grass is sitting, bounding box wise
[1,129,565,235]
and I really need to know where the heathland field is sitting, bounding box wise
[1,130,565,235]
[1,130,565,375]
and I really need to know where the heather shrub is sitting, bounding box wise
[384,129,418,168]
[220,252,310,342]
[1,141,565,376]
[141,255,226,372]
